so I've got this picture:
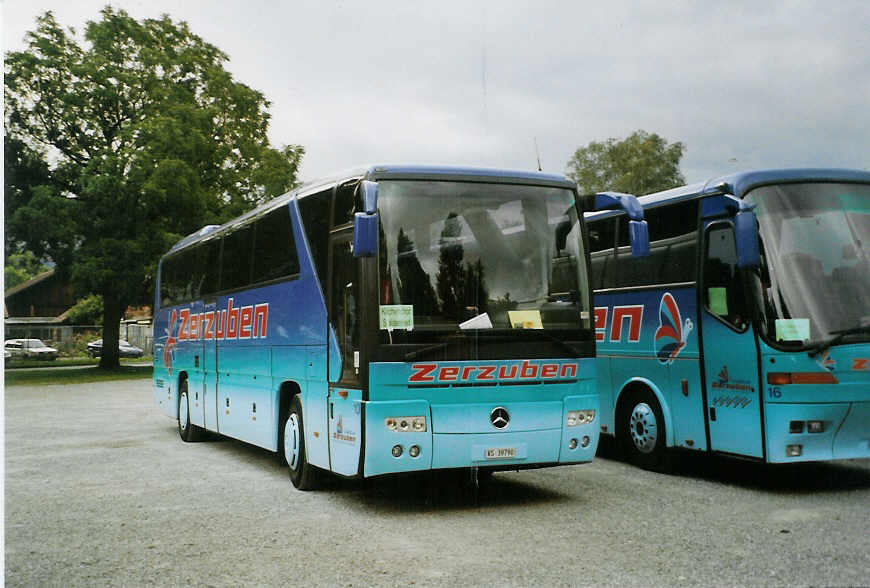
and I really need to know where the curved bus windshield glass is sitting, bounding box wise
[747,182,870,346]
[377,180,590,358]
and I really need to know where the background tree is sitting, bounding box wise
[566,130,685,196]
[66,294,104,326]
[4,251,51,290]
[5,8,304,367]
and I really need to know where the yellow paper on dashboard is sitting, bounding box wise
[508,310,543,329]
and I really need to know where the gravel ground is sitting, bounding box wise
[5,378,870,586]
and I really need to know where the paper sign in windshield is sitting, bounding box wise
[508,310,543,329]
[775,318,810,342]
[380,305,413,331]
[460,313,493,330]
[708,287,728,316]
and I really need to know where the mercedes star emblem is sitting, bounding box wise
[490,406,510,429]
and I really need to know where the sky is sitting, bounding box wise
[3,0,869,187]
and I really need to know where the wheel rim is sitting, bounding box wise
[629,402,658,454]
[284,414,301,471]
[179,391,189,431]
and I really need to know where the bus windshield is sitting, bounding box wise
[377,180,591,359]
[747,182,870,346]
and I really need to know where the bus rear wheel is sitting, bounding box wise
[284,395,318,490]
[178,380,204,442]
[620,389,670,472]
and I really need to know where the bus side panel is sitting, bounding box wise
[185,301,206,429]
[216,345,272,448]
[328,387,363,476]
[666,358,706,450]
[214,276,325,451]
[153,302,205,422]
[152,304,175,419]
[271,345,330,470]
[595,287,701,450]
[596,355,616,435]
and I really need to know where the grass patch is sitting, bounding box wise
[5,365,153,386]
[5,357,151,369]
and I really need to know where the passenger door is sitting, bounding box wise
[327,233,363,475]
[700,223,763,457]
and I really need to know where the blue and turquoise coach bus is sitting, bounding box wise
[153,165,649,488]
[585,168,870,469]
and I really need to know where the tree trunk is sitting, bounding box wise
[98,295,123,369]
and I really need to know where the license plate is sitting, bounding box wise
[485,447,517,459]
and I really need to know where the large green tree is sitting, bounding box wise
[5,8,303,367]
[566,130,685,196]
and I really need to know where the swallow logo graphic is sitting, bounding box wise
[655,292,693,365]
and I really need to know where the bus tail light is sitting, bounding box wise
[567,410,596,427]
[385,416,427,432]
[767,372,838,385]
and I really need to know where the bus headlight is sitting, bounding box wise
[385,416,427,432]
[567,410,596,427]
[807,420,824,434]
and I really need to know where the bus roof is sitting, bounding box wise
[585,167,870,221]
[166,165,576,255]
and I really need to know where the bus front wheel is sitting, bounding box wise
[178,379,204,442]
[284,396,318,490]
[619,389,670,472]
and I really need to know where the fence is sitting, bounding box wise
[4,322,153,359]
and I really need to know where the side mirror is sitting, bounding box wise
[592,192,650,257]
[734,210,760,268]
[628,220,650,258]
[353,212,378,257]
[353,180,379,257]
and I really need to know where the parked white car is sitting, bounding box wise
[4,338,59,360]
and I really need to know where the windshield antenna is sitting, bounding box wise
[534,137,542,171]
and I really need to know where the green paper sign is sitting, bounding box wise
[775,318,810,341]
[380,305,413,331]
[708,287,728,316]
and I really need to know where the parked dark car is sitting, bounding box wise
[87,339,144,358]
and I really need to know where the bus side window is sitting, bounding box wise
[588,218,616,290]
[333,179,360,228]
[298,189,331,284]
[252,206,299,284]
[703,224,747,331]
[614,200,698,288]
[221,223,254,292]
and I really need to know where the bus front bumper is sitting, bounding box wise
[766,401,870,463]
[362,395,599,478]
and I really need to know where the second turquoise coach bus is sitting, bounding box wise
[153,165,648,488]
[585,168,870,469]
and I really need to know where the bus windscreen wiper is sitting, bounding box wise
[808,325,870,357]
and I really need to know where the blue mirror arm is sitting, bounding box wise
[359,180,378,214]
[723,194,756,214]
[594,192,644,221]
